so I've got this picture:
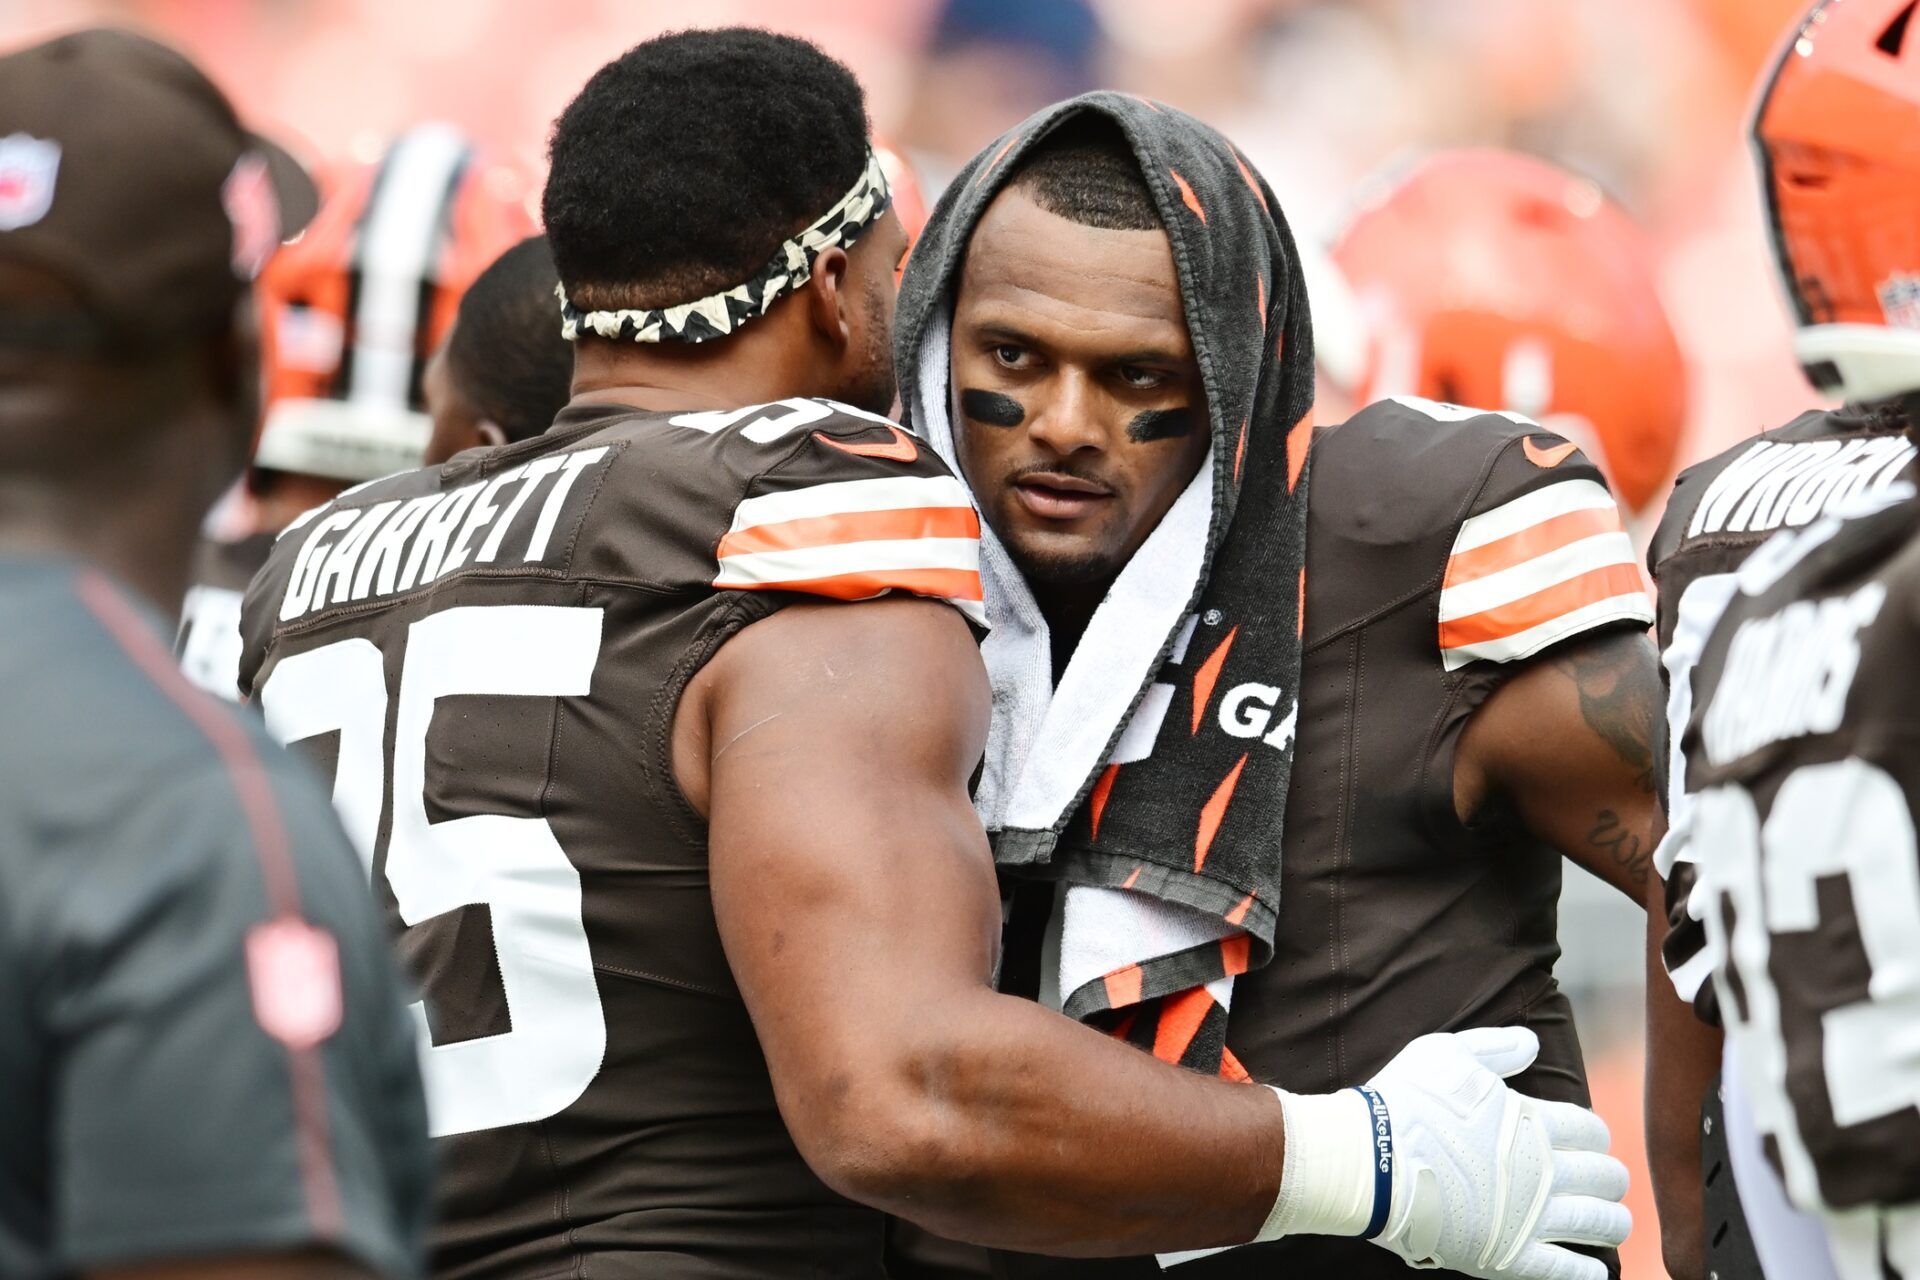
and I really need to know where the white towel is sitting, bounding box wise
[910,308,1242,1025]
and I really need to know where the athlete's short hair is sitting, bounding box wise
[543,28,871,314]
[1011,117,1161,233]
[445,236,572,444]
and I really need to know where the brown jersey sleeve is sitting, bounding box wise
[1437,422,1652,672]
[536,399,986,627]
[709,407,984,625]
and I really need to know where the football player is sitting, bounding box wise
[888,100,1662,1280]
[0,29,430,1279]
[1648,2,1920,1276]
[178,125,530,699]
[421,235,572,465]
[237,30,1628,1280]
[1679,433,1920,1280]
[1332,148,1689,519]
[1327,146,1705,1280]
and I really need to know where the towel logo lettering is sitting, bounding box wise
[1218,682,1297,751]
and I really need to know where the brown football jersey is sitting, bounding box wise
[1648,408,1917,1022]
[1681,482,1920,1280]
[987,397,1650,1280]
[237,398,983,1279]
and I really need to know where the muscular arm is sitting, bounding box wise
[1455,625,1716,1277]
[1643,871,1719,1280]
[685,598,1286,1254]
[1455,626,1664,899]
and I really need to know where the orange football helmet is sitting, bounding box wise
[252,123,533,484]
[1332,149,1688,512]
[1756,0,1920,402]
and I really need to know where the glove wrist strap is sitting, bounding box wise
[1257,1086,1380,1241]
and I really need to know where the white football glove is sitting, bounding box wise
[1224,1027,1628,1280]
[1360,1027,1630,1278]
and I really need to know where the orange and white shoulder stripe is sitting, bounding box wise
[715,474,986,625]
[1438,477,1652,671]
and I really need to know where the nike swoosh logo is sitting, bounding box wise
[813,424,919,463]
[1523,437,1579,468]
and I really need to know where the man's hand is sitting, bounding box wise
[1239,1029,1628,1279]
[1285,1029,1626,1280]
[1167,1029,1629,1274]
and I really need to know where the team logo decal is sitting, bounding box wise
[223,151,281,280]
[0,133,61,232]
[246,916,344,1050]
[1877,272,1920,331]
[1522,436,1579,469]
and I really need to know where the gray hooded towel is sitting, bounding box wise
[894,92,1315,1077]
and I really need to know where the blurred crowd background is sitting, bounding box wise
[0,0,1830,1274]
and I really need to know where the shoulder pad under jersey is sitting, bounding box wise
[1648,408,1916,618]
[1309,396,1649,670]
[573,398,984,624]
[239,398,984,695]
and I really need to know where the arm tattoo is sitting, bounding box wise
[1549,634,1662,794]
[1588,807,1652,888]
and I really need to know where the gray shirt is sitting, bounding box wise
[0,556,430,1278]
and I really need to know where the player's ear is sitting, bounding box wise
[803,245,854,354]
[475,420,508,449]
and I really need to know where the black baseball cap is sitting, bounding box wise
[0,27,319,350]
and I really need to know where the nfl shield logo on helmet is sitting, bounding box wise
[223,151,281,280]
[0,134,60,232]
[1877,273,1920,331]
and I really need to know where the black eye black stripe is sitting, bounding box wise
[1127,408,1194,442]
[960,388,1026,428]
[959,391,1194,440]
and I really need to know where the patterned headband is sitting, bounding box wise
[558,148,893,344]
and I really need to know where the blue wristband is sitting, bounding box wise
[1352,1085,1394,1239]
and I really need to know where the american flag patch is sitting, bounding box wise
[1438,477,1652,670]
[715,474,987,625]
